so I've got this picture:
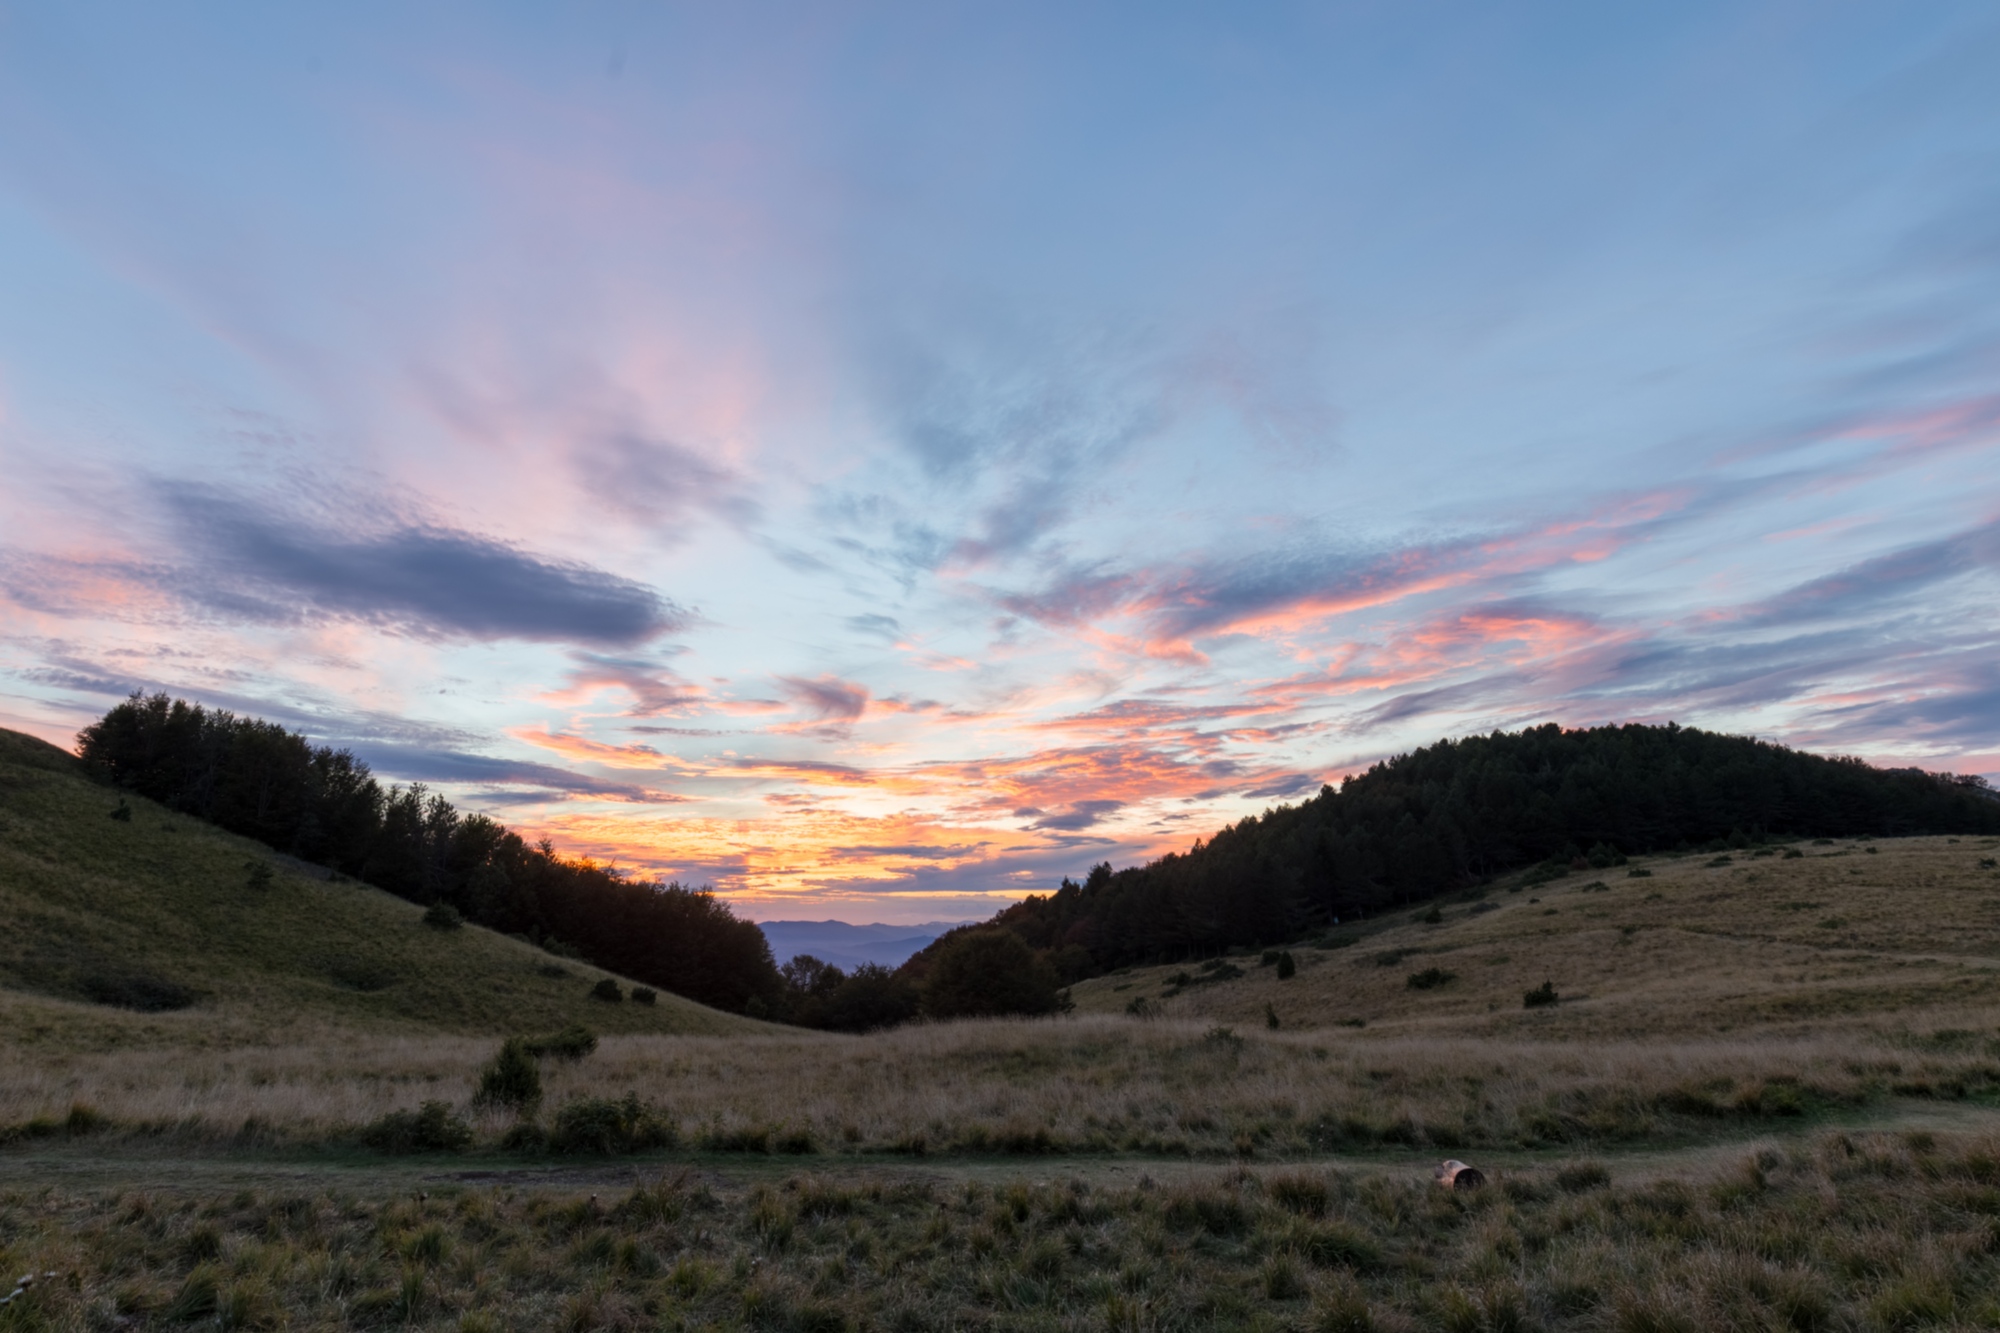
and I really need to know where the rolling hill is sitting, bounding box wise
[0,728,760,1048]
[1068,832,2000,1040]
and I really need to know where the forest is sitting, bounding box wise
[956,721,2000,976]
[77,700,2000,1023]
[75,693,783,1014]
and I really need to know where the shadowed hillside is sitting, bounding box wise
[0,728,759,1047]
[971,722,2000,977]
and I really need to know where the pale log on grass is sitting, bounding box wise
[1435,1158,1485,1189]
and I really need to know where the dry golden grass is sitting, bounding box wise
[5,1128,2000,1331]
[1072,834,2000,1041]
[6,1006,1999,1157]
[7,716,2000,1163]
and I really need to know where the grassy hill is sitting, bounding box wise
[0,728,759,1047]
[1068,832,2000,1039]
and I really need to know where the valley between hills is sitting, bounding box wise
[7,721,2000,1328]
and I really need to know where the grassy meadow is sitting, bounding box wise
[8,724,2000,1328]
[0,728,754,1047]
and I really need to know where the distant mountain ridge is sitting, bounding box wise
[756,920,977,970]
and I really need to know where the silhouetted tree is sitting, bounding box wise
[919,929,1063,1019]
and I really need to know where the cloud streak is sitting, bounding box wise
[161,487,685,646]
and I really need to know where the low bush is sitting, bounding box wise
[1276,950,1296,979]
[244,861,274,890]
[1406,967,1455,991]
[525,1024,597,1060]
[422,901,463,930]
[361,1101,473,1154]
[547,1095,678,1155]
[474,1037,542,1112]
[1524,981,1559,1009]
[108,798,132,822]
[590,978,624,1002]
[632,986,657,1005]
[1628,867,1653,878]
[1421,906,1443,924]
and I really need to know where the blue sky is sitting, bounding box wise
[2,3,1996,921]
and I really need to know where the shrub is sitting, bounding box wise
[1260,949,1281,966]
[590,978,624,1003]
[1523,981,1559,1009]
[631,986,657,1005]
[361,1101,473,1154]
[1422,906,1443,924]
[525,1024,597,1060]
[1782,847,1804,859]
[245,861,274,890]
[548,1095,677,1155]
[1981,857,1998,870]
[1406,967,1455,990]
[1265,1003,1281,1030]
[422,901,462,930]
[109,798,133,822]
[474,1037,542,1112]
[1628,867,1653,878]
[1276,951,1297,979]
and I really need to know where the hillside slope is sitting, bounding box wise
[986,722,2000,972]
[0,729,760,1047]
[1069,833,2000,1040]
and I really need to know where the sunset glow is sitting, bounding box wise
[2,5,1997,921]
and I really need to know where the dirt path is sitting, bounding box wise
[6,1098,1995,1198]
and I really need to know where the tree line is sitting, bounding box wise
[77,693,783,1014]
[75,692,1074,1029]
[928,721,2000,979]
[81,702,1998,1025]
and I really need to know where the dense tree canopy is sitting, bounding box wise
[916,929,1066,1020]
[77,693,783,1014]
[930,722,2000,980]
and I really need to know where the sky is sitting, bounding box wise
[2,3,1997,924]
